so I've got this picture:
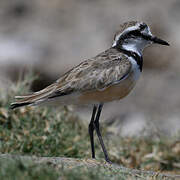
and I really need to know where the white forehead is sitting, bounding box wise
[142,25,152,36]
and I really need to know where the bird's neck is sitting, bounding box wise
[113,40,144,72]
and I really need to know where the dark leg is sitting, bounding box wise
[94,104,111,163]
[88,105,97,158]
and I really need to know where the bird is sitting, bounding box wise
[10,21,169,163]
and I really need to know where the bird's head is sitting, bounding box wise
[112,21,169,55]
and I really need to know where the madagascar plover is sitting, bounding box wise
[10,21,169,163]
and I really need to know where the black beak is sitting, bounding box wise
[151,36,170,46]
[142,34,170,46]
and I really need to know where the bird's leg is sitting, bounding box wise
[94,103,111,163]
[88,105,97,159]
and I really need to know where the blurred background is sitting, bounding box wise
[0,0,180,136]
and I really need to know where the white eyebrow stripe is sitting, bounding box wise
[112,23,141,47]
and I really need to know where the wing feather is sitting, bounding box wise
[52,48,131,95]
[10,48,131,108]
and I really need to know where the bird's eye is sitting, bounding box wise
[129,30,141,37]
[139,23,147,31]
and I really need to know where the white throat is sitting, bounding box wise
[121,38,150,56]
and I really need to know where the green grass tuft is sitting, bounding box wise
[0,157,59,180]
[0,74,179,179]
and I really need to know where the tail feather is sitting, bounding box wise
[10,83,58,109]
[10,102,32,109]
[14,83,57,99]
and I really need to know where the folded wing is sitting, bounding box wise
[10,49,131,109]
